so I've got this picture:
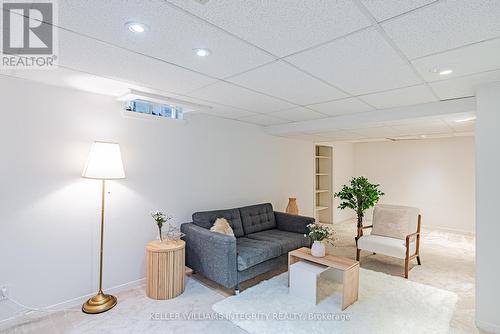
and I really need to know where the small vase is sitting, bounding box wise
[311,240,326,257]
[286,198,299,215]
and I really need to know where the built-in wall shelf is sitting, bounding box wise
[314,145,333,224]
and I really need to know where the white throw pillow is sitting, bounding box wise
[210,218,234,236]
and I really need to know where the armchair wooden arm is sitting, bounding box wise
[404,215,422,278]
[405,231,419,243]
[356,225,373,240]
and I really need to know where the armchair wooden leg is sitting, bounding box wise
[417,256,421,265]
[404,257,409,279]
[356,249,360,261]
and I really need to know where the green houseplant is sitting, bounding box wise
[334,176,384,234]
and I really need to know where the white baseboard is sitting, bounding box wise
[48,277,146,310]
[0,277,145,328]
[476,319,500,333]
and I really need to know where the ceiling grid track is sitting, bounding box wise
[352,0,441,101]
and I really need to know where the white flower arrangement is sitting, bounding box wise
[305,223,335,245]
[151,211,173,241]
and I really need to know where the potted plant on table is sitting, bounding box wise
[334,176,384,237]
[306,223,335,257]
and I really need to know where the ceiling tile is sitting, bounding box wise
[339,122,387,130]
[287,29,422,95]
[165,0,371,57]
[441,113,476,132]
[349,126,404,138]
[358,84,437,109]
[283,134,332,142]
[440,112,476,124]
[382,0,500,59]
[429,70,500,100]
[389,119,452,135]
[412,38,500,82]
[313,130,366,141]
[360,0,437,22]
[238,114,289,126]
[307,97,374,116]
[170,94,257,119]
[228,61,347,105]
[202,104,258,119]
[0,67,134,97]
[186,81,296,113]
[269,107,326,122]
[59,0,274,78]
[58,29,216,95]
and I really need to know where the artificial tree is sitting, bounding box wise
[334,176,384,236]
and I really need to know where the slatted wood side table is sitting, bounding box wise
[146,240,185,300]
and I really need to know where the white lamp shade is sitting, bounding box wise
[82,142,126,179]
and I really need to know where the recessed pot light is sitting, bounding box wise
[193,48,211,57]
[126,22,149,33]
[439,69,453,75]
[455,116,476,123]
[430,67,453,76]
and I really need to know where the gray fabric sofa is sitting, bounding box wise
[181,203,314,290]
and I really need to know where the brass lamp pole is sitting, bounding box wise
[81,141,125,314]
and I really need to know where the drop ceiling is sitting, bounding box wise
[1,0,498,141]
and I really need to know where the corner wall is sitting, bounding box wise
[0,76,313,321]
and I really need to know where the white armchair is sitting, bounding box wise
[355,204,421,278]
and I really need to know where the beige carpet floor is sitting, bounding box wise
[0,220,485,334]
[330,219,479,334]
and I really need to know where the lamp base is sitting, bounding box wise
[82,292,117,314]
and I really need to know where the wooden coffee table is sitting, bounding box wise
[288,247,359,310]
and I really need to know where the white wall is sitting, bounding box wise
[353,137,475,234]
[329,142,355,223]
[475,82,500,333]
[0,76,313,321]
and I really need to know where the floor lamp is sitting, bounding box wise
[81,141,125,314]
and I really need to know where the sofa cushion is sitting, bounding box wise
[246,229,310,254]
[239,203,276,235]
[192,208,244,237]
[357,234,416,259]
[236,237,281,271]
